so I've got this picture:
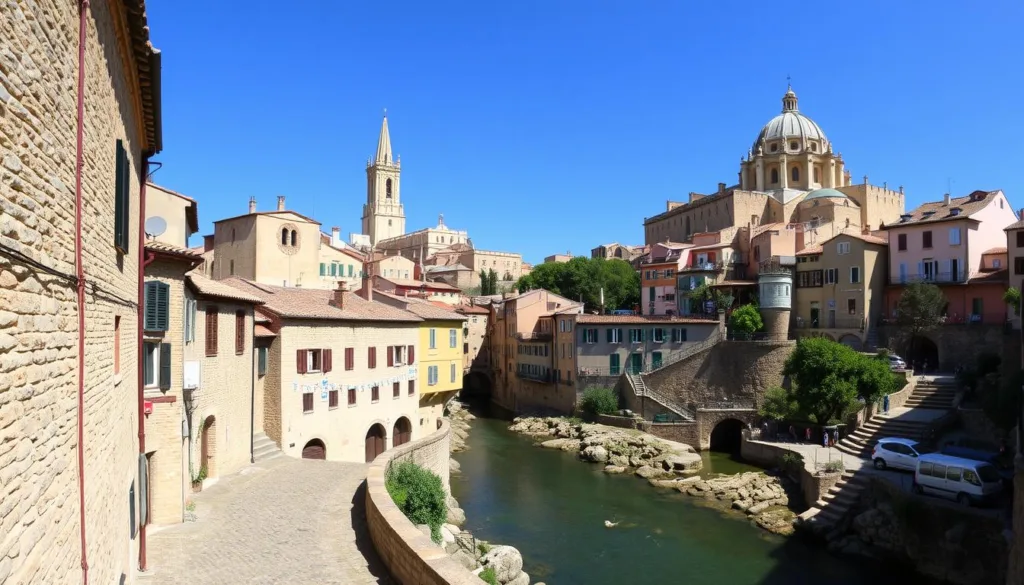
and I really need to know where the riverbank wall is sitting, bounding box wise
[740,434,839,509]
[365,420,479,585]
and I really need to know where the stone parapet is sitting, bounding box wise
[844,371,916,435]
[740,435,838,508]
[365,420,478,585]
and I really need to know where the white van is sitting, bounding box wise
[913,453,1003,506]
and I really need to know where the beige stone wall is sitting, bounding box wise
[185,300,255,483]
[836,183,905,232]
[0,0,154,582]
[462,313,488,371]
[269,320,420,462]
[146,184,193,248]
[253,337,272,434]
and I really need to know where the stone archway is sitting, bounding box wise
[461,371,492,403]
[392,417,412,447]
[906,335,939,371]
[365,423,387,463]
[200,415,217,478]
[301,439,326,460]
[838,334,863,351]
[709,418,746,453]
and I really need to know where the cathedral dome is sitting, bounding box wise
[752,87,828,154]
[804,188,847,201]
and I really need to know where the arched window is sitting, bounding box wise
[281,228,288,245]
[791,166,800,183]
[770,168,779,184]
[290,230,297,246]
[386,178,392,199]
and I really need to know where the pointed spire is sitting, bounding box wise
[375,110,393,165]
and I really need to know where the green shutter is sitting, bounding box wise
[606,328,612,343]
[113,140,130,252]
[680,328,687,342]
[609,354,620,375]
[258,346,268,376]
[580,328,586,343]
[155,282,169,331]
[144,282,157,330]
[158,342,171,389]
[319,263,325,276]
[618,328,623,343]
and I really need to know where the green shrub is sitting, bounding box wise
[579,387,618,416]
[729,303,763,334]
[823,460,844,473]
[759,386,798,421]
[480,566,498,585]
[385,461,448,544]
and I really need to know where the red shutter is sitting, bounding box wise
[387,346,394,367]
[368,347,375,369]
[297,350,306,374]
[323,349,332,373]
[407,344,415,364]
[345,347,354,371]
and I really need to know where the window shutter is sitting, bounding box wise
[258,347,267,376]
[345,347,354,371]
[183,299,191,342]
[144,282,158,330]
[235,311,245,355]
[606,328,612,343]
[158,343,171,390]
[323,349,333,373]
[387,346,394,367]
[113,140,130,252]
[155,282,169,331]
[143,345,153,386]
[407,345,415,364]
[205,308,218,356]
[368,347,375,369]
[319,263,325,276]
[580,328,585,343]
[297,350,306,374]
[618,328,623,343]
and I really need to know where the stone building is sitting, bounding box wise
[223,277,423,463]
[372,274,464,306]
[456,303,490,373]
[427,242,525,289]
[591,242,645,265]
[642,87,905,249]
[361,115,406,246]
[1004,210,1024,331]
[1,0,163,582]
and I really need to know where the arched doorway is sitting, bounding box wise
[838,334,863,351]
[461,372,492,403]
[200,415,216,478]
[906,335,939,371]
[393,417,412,447]
[709,418,745,453]
[301,439,326,460]
[365,424,387,463]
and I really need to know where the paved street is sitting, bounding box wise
[141,457,392,585]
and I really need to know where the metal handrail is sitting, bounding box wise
[699,400,755,410]
[626,372,695,421]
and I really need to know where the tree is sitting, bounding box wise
[896,283,945,357]
[486,269,498,294]
[1003,287,1021,316]
[782,337,863,424]
[478,269,490,295]
[579,387,619,416]
[729,304,763,334]
[515,257,639,312]
[759,386,798,421]
[857,353,900,405]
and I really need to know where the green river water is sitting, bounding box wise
[450,416,933,585]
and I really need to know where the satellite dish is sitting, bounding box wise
[144,216,167,238]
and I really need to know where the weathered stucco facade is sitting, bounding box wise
[1,0,161,582]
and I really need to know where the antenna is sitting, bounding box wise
[144,216,167,239]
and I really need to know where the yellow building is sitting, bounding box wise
[375,291,467,432]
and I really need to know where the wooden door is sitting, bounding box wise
[393,419,411,447]
[365,425,386,463]
[301,440,326,460]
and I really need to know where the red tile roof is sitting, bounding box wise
[796,243,823,256]
[187,273,264,304]
[374,291,467,321]
[254,324,277,338]
[145,241,204,261]
[455,304,489,315]
[982,247,1007,255]
[968,269,1008,284]
[378,276,461,292]
[576,314,719,325]
[883,190,1000,228]
[219,278,421,322]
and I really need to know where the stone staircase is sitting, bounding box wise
[797,470,871,536]
[253,432,284,462]
[902,377,957,409]
[626,373,695,422]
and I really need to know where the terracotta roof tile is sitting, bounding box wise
[455,304,490,315]
[884,190,1000,228]
[968,269,1008,284]
[826,231,889,246]
[796,243,823,256]
[254,324,277,337]
[1004,219,1024,231]
[378,276,461,291]
[187,272,264,304]
[983,247,1007,255]
[145,240,204,260]
[576,314,720,325]
[218,278,421,322]
[752,222,785,237]
[374,291,466,321]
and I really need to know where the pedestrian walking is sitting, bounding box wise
[804,427,811,443]
[833,428,840,446]
[883,394,890,415]
[823,430,829,448]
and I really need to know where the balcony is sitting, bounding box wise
[516,370,554,384]
[678,261,725,273]
[794,316,865,330]
[890,271,967,285]
[516,332,553,342]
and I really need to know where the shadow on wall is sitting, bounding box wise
[643,341,795,408]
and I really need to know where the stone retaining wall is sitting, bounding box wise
[740,435,840,509]
[365,420,478,585]
[593,414,701,448]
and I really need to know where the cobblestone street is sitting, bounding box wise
[141,457,392,585]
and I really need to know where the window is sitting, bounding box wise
[824,268,838,284]
[429,329,436,349]
[770,169,778,184]
[464,342,469,354]
[408,380,415,395]
[791,166,799,182]
[389,345,408,366]
[428,365,439,386]
[320,263,326,277]
[847,298,856,315]
[897,234,907,251]
[671,328,687,343]
[329,389,339,409]
[345,347,354,370]
[257,346,268,377]
[609,354,620,375]
[450,329,457,348]
[114,316,121,374]
[143,342,158,388]
[972,297,983,316]
[653,328,665,342]
[813,167,820,182]
[451,362,457,383]
[836,242,851,255]
[296,349,327,374]
[850,266,860,283]
[796,270,823,288]
[290,230,297,246]
[368,346,377,369]
[949,227,961,245]
[629,328,644,343]
[348,388,356,405]
[946,467,962,482]
[770,144,778,153]
[584,328,598,344]
[1016,258,1024,275]
[371,386,380,402]
[281,228,288,245]
[1017,232,1024,248]
[184,298,197,343]
[235,311,245,355]
[790,141,798,151]
[922,231,933,249]
[994,258,1002,269]
[113,140,131,252]
[393,382,400,398]
[607,328,622,344]
[205,306,219,356]
[303,392,314,413]
[229,260,235,276]
[386,178,392,198]
[143,281,169,331]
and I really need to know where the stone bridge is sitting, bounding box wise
[695,408,757,451]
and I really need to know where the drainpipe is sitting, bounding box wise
[137,167,153,572]
[74,1,91,582]
[250,315,256,464]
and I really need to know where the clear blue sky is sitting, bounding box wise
[147,1,1024,264]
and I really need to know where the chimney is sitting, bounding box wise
[944,193,951,206]
[718,182,726,194]
[331,226,340,245]
[333,281,348,309]
[248,196,256,214]
[359,271,374,303]
[277,195,285,211]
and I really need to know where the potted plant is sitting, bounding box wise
[191,464,208,493]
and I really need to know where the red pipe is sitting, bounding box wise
[137,171,150,572]
[74,0,90,583]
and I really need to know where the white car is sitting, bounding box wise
[872,437,928,470]
[913,453,1003,506]
[887,354,907,370]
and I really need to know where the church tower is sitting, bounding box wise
[362,113,406,246]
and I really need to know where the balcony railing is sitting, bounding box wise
[678,261,725,273]
[890,271,967,285]
[516,370,554,383]
[794,317,865,330]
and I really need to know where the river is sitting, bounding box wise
[451,416,932,585]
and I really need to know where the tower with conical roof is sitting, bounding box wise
[361,112,406,245]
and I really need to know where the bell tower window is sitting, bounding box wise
[386,178,392,199]
[770,169,779,184]
[791,167,800,183]
[290,230,297,246]
[281,228,288,245]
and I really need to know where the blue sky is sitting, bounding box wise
[147,1,1024,264]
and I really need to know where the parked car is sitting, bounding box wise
[887,354,907,370]
[913,453,1003,506]
[872,437,929,470]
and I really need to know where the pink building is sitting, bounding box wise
[640,242,691,315]
[883,190,1015,327]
